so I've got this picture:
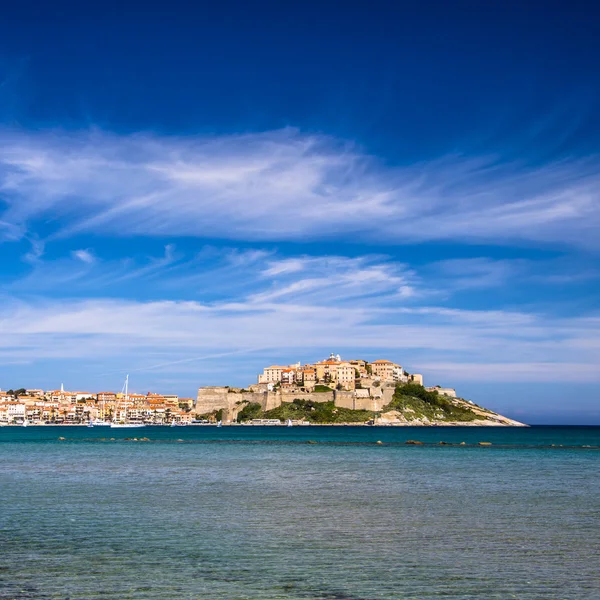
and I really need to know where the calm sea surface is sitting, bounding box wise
[1,426,599,599]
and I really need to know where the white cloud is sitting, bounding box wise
[23,237,45,264]
[3,244,598,386]
[1,128,599,247]
[72,249,95,264]
[262,257,311,276]
[250,255,418,304]
[1,290,599,383]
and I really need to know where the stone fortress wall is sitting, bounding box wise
[195,386,396,421]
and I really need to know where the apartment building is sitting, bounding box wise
[258,365,287,384]
[314,360,340,383]
[369,360,408,383]
[281,368,297,386]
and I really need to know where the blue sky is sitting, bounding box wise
[1,0,599,424]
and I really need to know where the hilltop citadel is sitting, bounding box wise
[195,354,474,424]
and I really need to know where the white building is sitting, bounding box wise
[6,402,26,423]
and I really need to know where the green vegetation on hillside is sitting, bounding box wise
[195,408,224,422]
[238,399,374,424]
[227,384,488,424]
[237,402,263,421]
[313,384,334,393]
[265,399,374,423]
[382,383,479,422]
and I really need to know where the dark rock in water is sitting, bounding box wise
[439,441,451,445]
[405,440,424,445]
[307,440,318,444]
[478,441,492,446]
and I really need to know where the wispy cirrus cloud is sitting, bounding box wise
[0,294,599,383]
[1,125,599,402]
[254,255,418,304]
[1,127,599,247]
[8,245,419,304]
[72,249,95,264]
[424,257,521,290]
[1,246,599,384]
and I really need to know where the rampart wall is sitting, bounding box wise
[196,387,393,417]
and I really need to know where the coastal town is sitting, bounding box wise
[0,385,195,426]
[0,354,522,426]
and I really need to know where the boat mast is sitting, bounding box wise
[124,374,129,422]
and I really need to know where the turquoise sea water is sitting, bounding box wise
[1,426,599,599]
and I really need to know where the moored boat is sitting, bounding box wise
[110,375,146,429]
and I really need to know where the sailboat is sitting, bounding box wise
[216,420,222,428]
[287,419,293,427]
[111,375,146,429]
[22,419,29,427]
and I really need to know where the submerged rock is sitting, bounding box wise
[405,440,424,445]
